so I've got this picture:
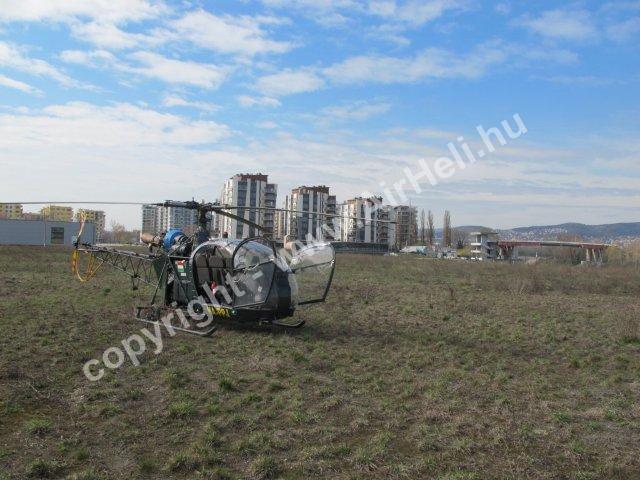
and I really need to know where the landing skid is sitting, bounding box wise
[271,319,306,329]
[135,306,217,337]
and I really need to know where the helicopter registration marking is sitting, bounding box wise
[207,306,231,318]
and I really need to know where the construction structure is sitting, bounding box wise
[469,232,610,264]
[497,240,609,264]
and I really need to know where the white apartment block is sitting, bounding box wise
[286,186,336,242]
[337,197,385,243]
[141,204,198,235]
[220,173,277,240]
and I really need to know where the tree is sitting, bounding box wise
[453,228,466,249]
[443,210,452,247]
[419,209,426,245]
[109,221,128,244]
[427,210,435,246]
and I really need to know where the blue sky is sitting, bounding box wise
[0,0,638,229]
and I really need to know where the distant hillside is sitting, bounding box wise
[507,223,640,241]
[433,223,640,242]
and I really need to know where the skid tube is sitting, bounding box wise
[135,306,217,337]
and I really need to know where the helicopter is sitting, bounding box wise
[4,199,397,336]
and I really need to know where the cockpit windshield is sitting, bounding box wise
[233,239,276,270]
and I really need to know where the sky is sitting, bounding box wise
[0,0,638,230]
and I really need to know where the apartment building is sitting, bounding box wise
[389,206,418,249]
[220,173,276,240]
[141,204,199,235]
[75,209,106,241]
[286,186,336,242]
[337,196,385,243]
[40,205,73,222]
[0,203,23,219]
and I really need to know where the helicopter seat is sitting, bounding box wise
[195,254,227,289]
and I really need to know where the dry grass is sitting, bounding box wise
[0,247,639,479]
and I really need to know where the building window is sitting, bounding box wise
[51,227,64,245]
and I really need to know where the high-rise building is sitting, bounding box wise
[264,183,277,238]
[141,205,159,234]
[220,173,276,240]
[141,204,199,235]
[159,206,199,232]
[389,206,418,248]
[40,205,73,222]
[0,203,23,219]
[75,209,106,241]
[273,200,289,241]
[337,197,385,243]
[286,186,336,242]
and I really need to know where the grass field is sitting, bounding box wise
[1,246,639,480]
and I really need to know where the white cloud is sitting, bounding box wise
[69,20,167,50]
[517,10,598,41]
[169,10,292,56]
[324,44,507,84]
[0,41,88,88]
[0,74,41,95]
[321,101,391,121]
[606,18,640,42]
[0,101,230,148]
[127,52,229,89]
[60,49,116,66]
[61,49,230,89]
[0,0,166,24]
[162,94,220,112]
[255,69,325,96]
[369,0,463,27]
[237,95,282,107]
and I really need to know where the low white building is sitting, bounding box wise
[470,231,499,260]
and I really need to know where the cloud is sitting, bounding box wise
[0,0,167,24]
[323,43,507,84]
[61,49,231,89]
[60,49,116,66]
[606,18,640,42]
[321,100,391,121]
[237,95,282,107]
[0,73,41,95]
[0,101,230,148]
[368,0,463,27]
[517,10,598,41]
[255,68,325,96]
[169,9,292,56]
[126,51,229,89]
[69,20,167,50]
[0,41,89,88]
[161,94,220,112]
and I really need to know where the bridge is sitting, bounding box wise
[497,240,610,263]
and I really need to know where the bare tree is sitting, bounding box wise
[427,210,435,246]
[443,210,452,247]
[419,209,426,245]
[453,228,466,249]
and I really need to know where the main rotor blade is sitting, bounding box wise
[221,205,400,224]
[0,201,151,205]
[214,208,265,232]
